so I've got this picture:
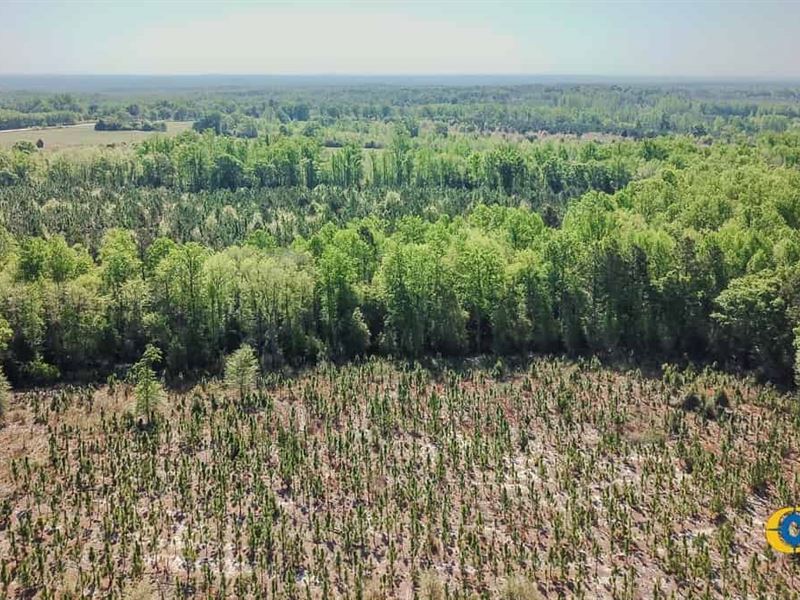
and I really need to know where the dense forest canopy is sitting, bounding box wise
[0,80,799,386]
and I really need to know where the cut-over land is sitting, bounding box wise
[1,358,798,598]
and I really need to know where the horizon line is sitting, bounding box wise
[1,72,800,81]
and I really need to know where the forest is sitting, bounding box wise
[2,78,800,137]
[1,96,800,385]
[1,78,800,598]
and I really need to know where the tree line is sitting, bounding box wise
[1,173,799,384]
[3,82,800,135]
[0,126,634,195]
[2,127,800,386]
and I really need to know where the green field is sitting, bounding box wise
[0,121,193,149]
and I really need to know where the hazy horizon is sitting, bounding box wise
[3,73,799,95]
[2,0,799,79]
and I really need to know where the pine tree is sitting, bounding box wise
[0,367,10,425]
[130,345,164,425]
[225,344,259,403]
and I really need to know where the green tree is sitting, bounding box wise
[130,345,164,425]
[389,124,413,186]
[485,145,526,194]
[380,241,466,356]
[17,237,49,281]
[317,245,360,356]
[330,142,363,188]
[509,250,559,351]
[99,229,142,294]
[153,243,209,370]
[712,269,794,381]
[224,344,259,402]
[452,234,505,353]
[0,367,9,425]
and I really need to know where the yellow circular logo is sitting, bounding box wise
[766,507,800,554]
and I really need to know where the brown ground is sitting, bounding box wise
[0,357,799,599]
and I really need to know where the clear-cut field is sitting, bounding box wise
[1,357,798,599]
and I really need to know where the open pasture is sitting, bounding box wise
[0,121,193,150]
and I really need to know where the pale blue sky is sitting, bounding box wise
[1,1,798,77]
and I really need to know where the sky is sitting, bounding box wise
[0,0,798,79]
